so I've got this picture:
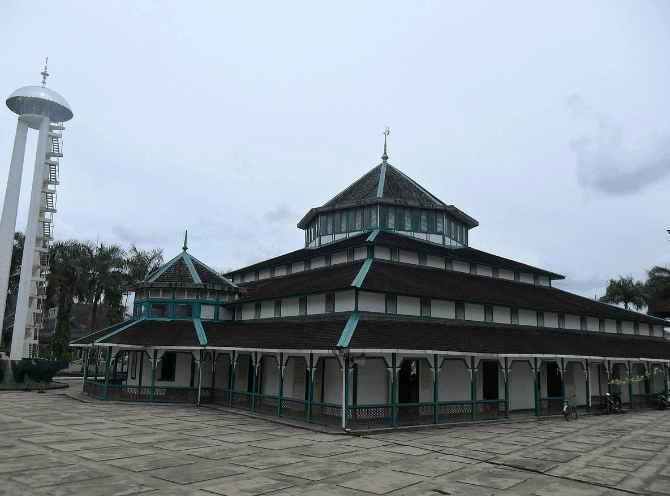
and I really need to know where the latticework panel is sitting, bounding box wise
[476,401,506,419]
[539,398,564,415]
[311,403,342,425]
[438,402,473,422]
[255,396,278,414]
[632,394,652,409]
[153,388,197,403]
[212,389,230,405]
[281,399,308,419]
[590,395,607,411]
[397,404,435,424]
[92,383,104,397]
[232,392,253,409]
[348,406,393,426]
[82,381,94,395]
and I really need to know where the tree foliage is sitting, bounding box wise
[598,275,647,311]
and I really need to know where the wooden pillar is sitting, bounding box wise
[103,346,112,401]
[534,357,539,417]
[278,353,284,417]
[391,353,397,428]
[471,356,477,421]
[308,353,314,423]
[504,357,510,419]
[150,349,157,402]
[433,354,439,425]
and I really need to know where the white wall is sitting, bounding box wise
[220,307,233,321]
[156,352,193,388]
[311,256,325,269]
[539,276,550,286]
[354,247,367,260]
[426,255,444,269]
[431,300,455,319]
[331,251,348,265]
[260,301,274,318]
[477,265,493,277]
[465,303,485,322]
[335,290,355,312]
[397,296,421,316]
[438,359,471,401]
[520,272,534,284]
[493,306,510,324]
[356,358,388,405]
[241,304,255,320]
[604,319,616,333]
[545,312,559,328]
[586,317,599,332]
[499,268,514,280]
[564,362,586,406]
[281,298,300,317]
[307,295,326,315]
[565,314,581,330]
[622,321,635,335]
[275,265,286,277]
[509,361,534,410]
[215,354,230,388]
[399,250,419,265]
[375,247,391,260]
[323,358,342,404]
[201,355,213,388]
[358,292,386,313]
[259,268,271,280]
[260,356,279,395]
[453,260,469,273]
[292,261,304,273]
[519,309,536,326]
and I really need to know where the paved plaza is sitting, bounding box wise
[2,384,670,495]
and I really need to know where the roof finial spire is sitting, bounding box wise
[381,126,390,162]
[183,230,188,251]
[41,57,49,87]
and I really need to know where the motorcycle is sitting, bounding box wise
[653,390,670,410]
[604,393,623,414]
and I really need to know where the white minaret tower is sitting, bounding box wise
[0,60,73,360]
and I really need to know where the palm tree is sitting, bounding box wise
[2,231,24,351]
[125,244,163,287]
[599,275,647,311]
[83,243,127,333]
[46,240,89,361]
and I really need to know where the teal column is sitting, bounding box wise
[211,353,216,390]
[150,349,157,402]
[433,355,439,425]
[229,352,235,408]
[560,358,565,399]
[308,353,314,423]
[585,360,591,413]
[344,356,350,429]
[251,353,258,412]
[504,357,510,419]
[391,353,397,428]
[534,358,539,417]
[138,351,144,387]
[649,363,655,407]
[278,353,284,417]
[94,349,99,381]
[352,364,358,405]
[607,361,613,396]
[471,356,477,421]
[628,362,634,410]
[103,346,112,400]
[83,349,89,382]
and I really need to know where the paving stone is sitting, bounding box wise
[20,433,85,444]
[459,441,523,455]
[212,432,273,443]
[338,437,391,448]
[181,445,261,460]
[456,467,528,490]
[393,457,466,477]
[40,477,154,496]
[202,476,295,495]
[119,432,188,444]
[279,462,359,481]
[492,455,558,472]
[525,447,580,462]
[0,446,42,459]
[608,447,656,461]
[567,466,629,485]
[289,442,358,458]
[0,454,73,474]
[436,454,481,464]
[93,427,157,437]
[74,445,159,461]
[337,469,425,494]
[341,451,407,467]
[148,464,243,484]
[109,454,196,472]
[532,481,610,495]
[10,466,110,488]
[585,455,645,472]
[229,453,304,469]
[384,445,433,456]
[249,438,313,450]
[44,438,122,452]
[412,482,494,496]
[152,439,221,451]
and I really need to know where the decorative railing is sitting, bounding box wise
[437,401,473,423]
[632,394,652,409]
[348,404,393,427]
[211,388,230,405]
[539,397,564,415]
[255,394,278,414]
[310,402,342,426]
[590,395,608,411]
[476,399,507,420]
[232,391,252,409]
[397,403,435,425]
[82,381,94,395]
[281,398,308,420]
[152,387,198,403]
[106,385,152,401]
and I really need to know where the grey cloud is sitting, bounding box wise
[568,95,670,195]
[112,224,171,246]
[263,202,296,223]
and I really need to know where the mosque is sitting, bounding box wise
[72,138,670,428]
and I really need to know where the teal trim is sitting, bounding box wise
[182,252,202,283]
[103,347,112,400]
[95,319,142,344]
[337,311,361,347]
[193,319,208,345]
[377,162,387,197]
[366,228,381,242]
[351,258,373,288]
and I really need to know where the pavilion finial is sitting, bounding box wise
[381,126,390,162]
[41,57,49,87]
[183,230,188,251]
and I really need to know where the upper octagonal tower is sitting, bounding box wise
[298,143,478,248]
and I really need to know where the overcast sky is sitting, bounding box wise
[1,1,669,303]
